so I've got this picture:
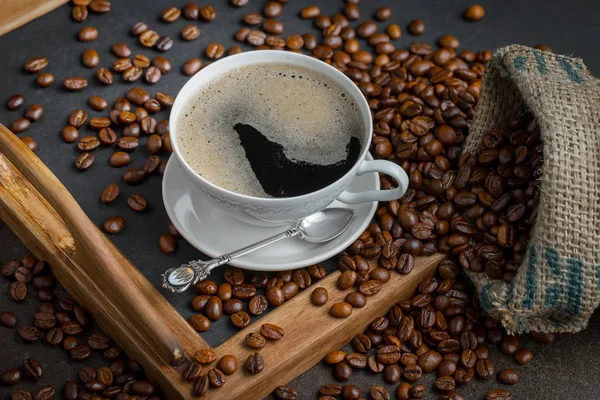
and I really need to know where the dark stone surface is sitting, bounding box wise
[0,0,598,399]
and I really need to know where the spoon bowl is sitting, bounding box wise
[297,208,354,243]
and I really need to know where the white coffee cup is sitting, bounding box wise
[169,50,408,226]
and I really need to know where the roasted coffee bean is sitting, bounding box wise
[10,282,28,301]
[36,72,54,88]
[199,5,216,21]
[193,375,210,396]
[139,30,160,47]
[245,332,266,349]
[87,333,111,350]
[263,20,283,35]
[201,296,221,320]
[207,368,225,388]
[161,6,181,22]
[476,358,495,379]
[245,294,267,315]
[18,325,40,343]
[78,26,98,42]
[64,77,88,91]
[103,216,126,234]
[231,311,251,328]
[74,153,94,171]
[359,280,383,295]
[300,6,320,19]
[10,118,30,133]
[89,0,110,13]
[194,348,217,364]
[513,348,533,365]
[0,311,18,328]
[500,335,519,355]
[24,56,48,73]
[109,152,131,167]
[1,368,22,385]
[7,94,25,110]
[81,49,100,68]
[376,345,401,364]
[485,389,512,400]
[324,350,346,365]
[188,314,211,332]
[246,352,264,374]
[156,35,174,51]
[340,384,360,400]
[24,104,44,121]
[330,302,352,318]
[346,353,367,369]
[182,2,199,19]
[333,362,352,381]
[22,358,43,381]
[464,4,486,21]
[310,287,328,306]
[46,327,63,346]
[408,19,425,35]
[96,67,113,85]
[320,383,342,396]
[14,266,32,283]
[72,5,88,21]
[345,292,367,308]
[34,312,56,329]
[62,321,83,335]
[182,58,202,75]
[498,368,519,385]
[217,355,238,375]
[274,385,297,400]
[337,270,357,289]
[62,336,78,352]
[261,323,284,340]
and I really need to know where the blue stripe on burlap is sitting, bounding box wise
[558,58,584,83]
[479,283,493,312]
[533,52,549,75]
[545,247,561,278]
[513,56,529,72]
[597,266,600,292]
[521,245,537,309]
[545,284,561,307]
[566,258,583,316]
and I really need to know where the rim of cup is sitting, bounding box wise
[169,50,373,204]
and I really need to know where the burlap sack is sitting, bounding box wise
[463,45,600,334]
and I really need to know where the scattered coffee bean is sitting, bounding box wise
[64,77,88,91]
[24,104,44,122]
[246,352,264,374]
[24,56,48,73]
[36,73,55,88]
[194,349,217,364]
[158,234,176,254]
[464,4,486,21]
[408,19,425,35]
[100,184,119,203]
[103,216,126,234]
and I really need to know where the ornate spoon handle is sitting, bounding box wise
[162,228,298,293]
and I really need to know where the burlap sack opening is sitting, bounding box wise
[463,45,600,334]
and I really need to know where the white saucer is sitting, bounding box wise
[162,155,378,271]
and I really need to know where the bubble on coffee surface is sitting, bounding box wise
[177,63,363,198]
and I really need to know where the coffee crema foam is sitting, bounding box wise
[177,62,363,197]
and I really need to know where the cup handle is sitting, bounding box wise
[337,160,408,204]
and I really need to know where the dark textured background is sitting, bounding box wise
[0,0,599,398]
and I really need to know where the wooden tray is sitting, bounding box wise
[0,124,443,399]
[0,0,68,37]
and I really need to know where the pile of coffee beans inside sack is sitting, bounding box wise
[1,0,558,399]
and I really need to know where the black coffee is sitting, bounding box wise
[177,62,364,197]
